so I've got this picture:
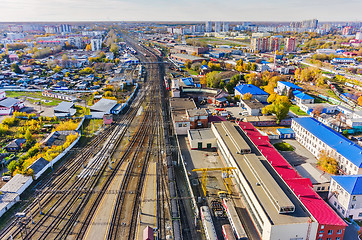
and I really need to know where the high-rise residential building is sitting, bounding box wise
[91,38,102,51]
[284,37,296,52]
[205,21,212,33]
[356,32,362,40]
[342,26,353,35]
[215,22,222,33]
[251,37,269,52]
[222,22,229,32]
[269,36,281,52]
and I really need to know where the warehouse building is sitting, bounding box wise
[292,117,362,175]
[90,98,118,119]
[211,121,347,240]
[239,121,347,240]
[211,121,318,240]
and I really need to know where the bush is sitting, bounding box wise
[273,142,294,151]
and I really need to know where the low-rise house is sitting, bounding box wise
[186,108,208,129]
[294,163,330,192]
[243,115,291,126]
[4,139,26,152]
[329,175,362,220]
[0,192,19,217]
[0,91,25,115]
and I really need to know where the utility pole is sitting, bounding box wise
[36,191,43,215]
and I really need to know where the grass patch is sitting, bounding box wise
[81,119,103,136]
[290,105,308,116]
[274,142,294,151]
[6,91,62,106]
[186,69,199,76]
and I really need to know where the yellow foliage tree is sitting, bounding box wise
[358,96,362,106]
[243,93,253,100]
[317,150,338,174]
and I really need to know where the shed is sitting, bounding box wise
[4,138,26,152]
[276,128,295,139]
[143,226,154,240]
[0,192,19,218]
[54,101,76,117]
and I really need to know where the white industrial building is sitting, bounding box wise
[90,98,118,119]
[187,129,217,150]
[328,175,362,220]
[211,121,318,240]
[239,99,264,116]
[292,118,362,175]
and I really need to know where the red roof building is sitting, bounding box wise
[238,122,347,240]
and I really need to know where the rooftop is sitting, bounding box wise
[90,98,118,113]
[27,157,49,175]
[295,163,330,185]
[276,128,295,135]
[332,175,362,195]
[171,53,206,61]
[293,117,362,168]
[54,101,75,113]
[241,99,264,109]
[186,108,208,117]
[0,174,32,193]
[213,122,310,225]
[188,128,215,140]
[170,98,196,112]
[235,84,268,96]
[0,97,21,108]
[238,121,347,226]
[293,90,314,100]
[278,81,303,90]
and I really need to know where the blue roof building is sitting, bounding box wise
[277,81,302,95]
[181,77,195,87]
[329,175,362,220]
[276,128,295,139]
[234,84,269,103]
[293,90,314,105]
[292,117,362,175]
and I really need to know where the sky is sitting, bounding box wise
[1,0,361,22]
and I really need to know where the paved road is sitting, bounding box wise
[84,162,129,240]
[136,162,157,240]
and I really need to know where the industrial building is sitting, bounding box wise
[210,121,346,240]
[292,117,362,175]
[211,121,319,240]
[187,129,216,150]
[53,101,76,117]
[329,175,362,220]
[90,98,118,119]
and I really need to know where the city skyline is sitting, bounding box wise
[1,0,361,22]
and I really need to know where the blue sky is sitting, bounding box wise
[1,0,361,22]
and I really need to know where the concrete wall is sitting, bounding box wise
[174,121,190,135]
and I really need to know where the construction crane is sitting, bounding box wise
[192,167,236,196]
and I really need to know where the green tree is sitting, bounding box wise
[11,63,22,74]
[206,71,221,88]
[7,160,17,174]
[110,43,119,56]
[24,129,32,141]
[262,94,291,124]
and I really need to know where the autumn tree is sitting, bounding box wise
[85,44,92,51]
[262,95,291,124]
[206,71,221,88]
[243,93,253,100]
[358,96,362,106]
[317,150,338,174]
[184,60,192,69]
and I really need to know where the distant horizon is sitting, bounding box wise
[1,0,361,23]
